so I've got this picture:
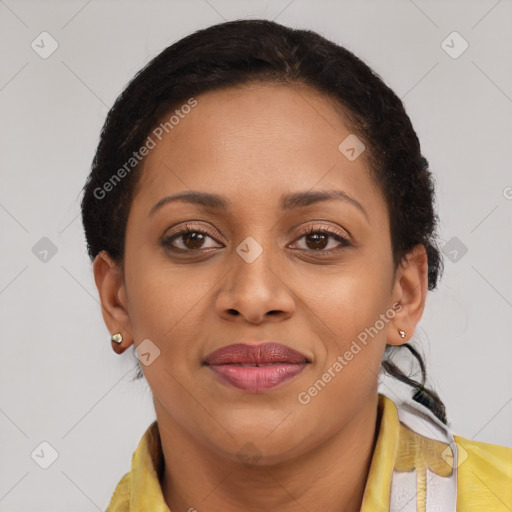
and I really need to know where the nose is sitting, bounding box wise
[214,248,295,324]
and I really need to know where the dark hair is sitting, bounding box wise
[81,19,447,424]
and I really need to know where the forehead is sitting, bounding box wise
[131,82,386,222]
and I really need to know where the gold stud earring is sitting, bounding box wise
[111,332,126,355]
[111,333,123,344]
[398,329,406,339]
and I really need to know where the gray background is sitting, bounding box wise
[1,0,511,510]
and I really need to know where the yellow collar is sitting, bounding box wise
[107,394,401,511]
[106,393,512,511]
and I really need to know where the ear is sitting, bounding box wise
[388,244,428,346]
[93,250,133,347]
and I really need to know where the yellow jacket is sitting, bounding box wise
[106,394,512,511]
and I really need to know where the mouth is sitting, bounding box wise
[203,342,310,392]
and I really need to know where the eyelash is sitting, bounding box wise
[161,223,352,255]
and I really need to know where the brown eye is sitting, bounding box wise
[291,225,351,253]
[162,224,222,253]
[304,232,329,250]
[177,231,207,250]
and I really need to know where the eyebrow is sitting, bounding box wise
[148,189,369,221]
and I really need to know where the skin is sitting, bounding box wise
[93,82,428,512]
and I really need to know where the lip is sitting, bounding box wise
[203,342,310,392]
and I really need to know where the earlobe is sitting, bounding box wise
[93,250,133,353]
[388,244,428,346]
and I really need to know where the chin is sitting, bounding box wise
[211,420,313,465]
[223,438,310,468]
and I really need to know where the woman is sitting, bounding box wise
[81,19,511,512]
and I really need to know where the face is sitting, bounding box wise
[95,82,427,465]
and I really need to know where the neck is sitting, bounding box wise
[156,394,381,512]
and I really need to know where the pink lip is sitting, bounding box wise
[203,342,310,392]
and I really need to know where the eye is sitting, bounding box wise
[161,222,352,255]
[161,223,222,253]
[290,224,352,253]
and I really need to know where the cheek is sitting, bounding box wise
[300,285,391,426]
[313,262,392,333]
[124,250,219,360]
[306,259,393,381]
[125,244,185,327]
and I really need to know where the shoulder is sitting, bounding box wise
[105,471,131,512]
[454,435,512,511]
